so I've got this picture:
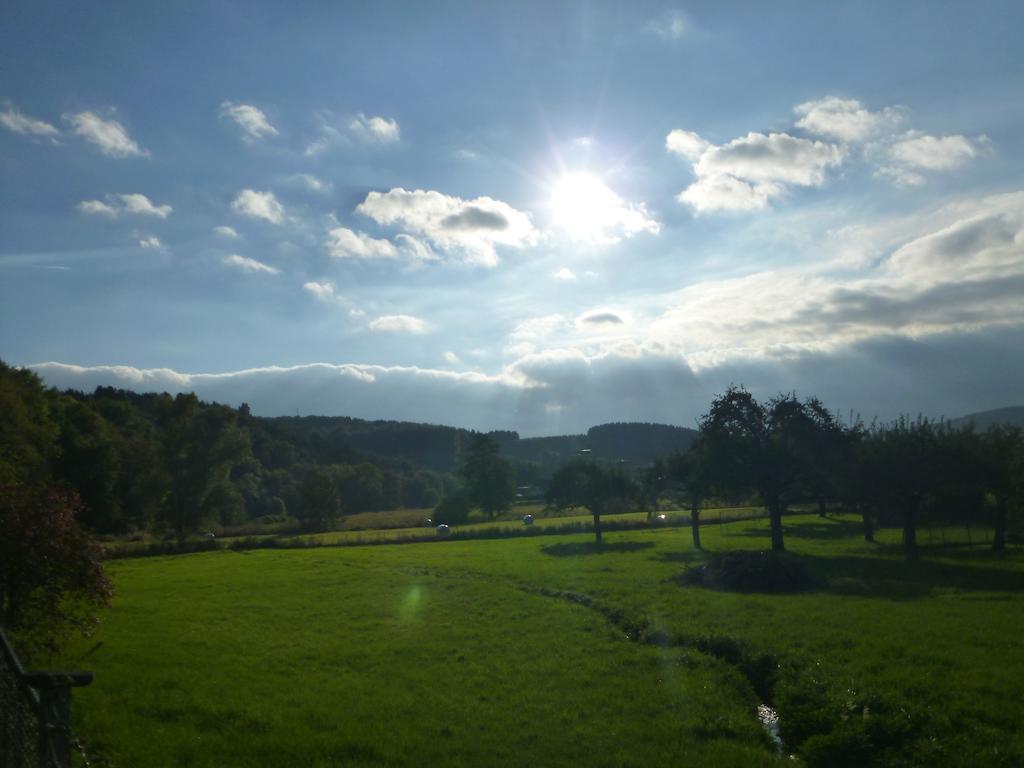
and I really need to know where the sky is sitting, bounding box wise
[2,1,1024,435]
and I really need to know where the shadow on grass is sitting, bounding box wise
[541,541,656,557]
[782,552,1023,599]
[728,515,866,542]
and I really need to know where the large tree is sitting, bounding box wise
[980,425,1024,551]
[160,395,250,541]
[858,418,942,562]
[0,362,112,660]
[546,459,636,544]
[698,387,845,552]
[670,442,713,550]
[461,434,515,520]
[0,486,112,660]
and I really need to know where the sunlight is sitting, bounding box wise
[548,172,625,242]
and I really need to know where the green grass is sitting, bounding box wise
[64,514,1024,767]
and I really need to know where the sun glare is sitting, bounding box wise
[549,172,622,241]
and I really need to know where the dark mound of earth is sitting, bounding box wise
[676,550,817,593]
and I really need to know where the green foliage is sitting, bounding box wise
[0,485,112,661]
[160,395,251,540]
[433,490,471,526]
[461,434,515,519]
[0,361,59,486]
[546,459,637,543]
[298,468,341,531]
[698,388,847,552]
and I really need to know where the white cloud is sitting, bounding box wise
[138,235,163,249]
[887,132,987,171]
[794,97,906,142]
[287,173,332,193]
[651,191,1024,365]
[76,193,172,218]
[349,113,400,143]
[355,188,539,266]
[696,132,843,186]
[325,227,399,260]
[0,103,60,140]
[63,110,147,157]
[76,200,118,217]
[213,225,240,239]
[303,280,337,302]
[118,193,172,217]
[443,351,461,365]
[665,129,710,160]
[646,10,688,40]
[553,267,577,280]
[368,314,427,334]
[223,254,280,274]
[678,174,771,212]
[874,166,926,188]
[676,131,843,213]
[219,101,279,142]
[231,189,285,224]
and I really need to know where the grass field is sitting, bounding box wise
[64,514,1024,767]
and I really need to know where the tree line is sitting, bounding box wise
[540,387,1024,558]
[0,361,461,540]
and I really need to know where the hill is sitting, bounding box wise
[267,416,698,474]
[949,406,1024,430]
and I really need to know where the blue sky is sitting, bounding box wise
[3,1,1024,434]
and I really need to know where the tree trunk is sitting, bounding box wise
[903,502,918,562]
[860,504,874,543]
[768,500,785,552]
[593,512,602,545]
[993,500,1008,551]
[690,500,702,550]
[817,495,827,518]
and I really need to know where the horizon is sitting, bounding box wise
[3,2,1024,435]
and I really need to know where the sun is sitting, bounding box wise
[548,172,621,241]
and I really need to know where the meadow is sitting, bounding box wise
[65,514,1024,767]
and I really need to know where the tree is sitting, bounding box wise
[0,362,112,660]
[160,396,250,541]
[980,426,1024,551]
[433,491,471,525]
[0,361,60,487]
[298,467,341,531]
[639,457,670,520]
[858,418,941,562]
[0,486,112,661]
[698,387,845,552]
[461,434,515,520]
[546,460,636,544]
[670,442,713,550]
[53,397,123,532]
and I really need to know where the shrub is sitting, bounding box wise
[433,492,471,526]
[676,550,817,593]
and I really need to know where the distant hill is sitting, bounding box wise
[948,406,1024,430]
[268,416,698,474]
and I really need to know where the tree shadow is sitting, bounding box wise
[796,552,1024,600]
[541,541,656,557]
[727,515,867,542]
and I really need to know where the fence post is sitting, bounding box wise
[1,627,92,768]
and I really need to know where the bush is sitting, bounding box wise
[676,550,817,593]
[433,492,471,526]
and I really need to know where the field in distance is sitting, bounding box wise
[66,515,1024,767]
